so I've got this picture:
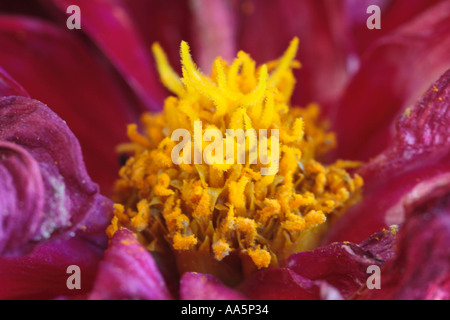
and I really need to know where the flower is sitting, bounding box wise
[0,0,449,300]
[107,38,365,283]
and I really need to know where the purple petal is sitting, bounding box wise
[0,141,44,255]
[180,272,246,300]
[0,67,29,98]
[0,96,112,253]
[0,236,104,299]
[326,69,450,243]
[88,228,171,300]
[355,194,450,300]
[0,15,136,192]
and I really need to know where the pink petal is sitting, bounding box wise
[88,228,171,300]
[0,237,104,300]
[326,69,450,243]
[180,272,246,300]
[189,0,237,72]
[0,96,113,252]
[333,1,450,160]
[354,194,450,300]
[0,15,136,192]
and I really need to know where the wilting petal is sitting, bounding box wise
[0,96,113,252]
[0,16,136,192]
[0,141,44,255]
[88,228,171,300]
[284,227,396,299]
[180,272,246,300]
[355,194,450,300]
[0,237,104,299]
[333,1,450,160]
[0,67,29,98]
[48,0,165,111]
[326,69,450,243]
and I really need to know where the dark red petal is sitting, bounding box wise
[0,237,103,300]
[0,67,29,97]
[88,228,171,300]
[285,227,396,299]
[0,96,113,252]
[236,0,352,109]
[179,272,246,300]
[237,268,340,300]
[354,194,450,300]
[344,0,445,56]
[0,16,136,192]
[326,69,450,243]
[48,0,165,111]
[0,141,44,255]
[333,1,450,160]
[117,0,194,74]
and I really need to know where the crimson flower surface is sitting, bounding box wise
[0,0,449,300]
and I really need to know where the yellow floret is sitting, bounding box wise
[108,39,364,277]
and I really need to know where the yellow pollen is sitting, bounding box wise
[109,39,364,278]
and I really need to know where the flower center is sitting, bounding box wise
[107,38,363,285]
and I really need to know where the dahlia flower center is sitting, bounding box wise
[107,38,363,285]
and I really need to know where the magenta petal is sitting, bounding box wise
[49,0,165,111]
[333,1,450,160]
[0,96,112,251]
[180,272,246,300]
[326,69,450,243]
[0,141,44,255]
[0,67,29,98]
[285,227,396,299]
[0,237,103,299]
[88,228,171,300]
[355,194,450,300]
[0,16,136,192]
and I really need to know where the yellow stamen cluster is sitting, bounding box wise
[108,38,363,276]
